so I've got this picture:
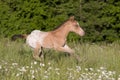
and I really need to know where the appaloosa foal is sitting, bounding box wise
[12,16,85,61]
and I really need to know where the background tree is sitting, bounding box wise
[0,0,119,42]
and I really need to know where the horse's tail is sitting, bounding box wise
[11,34,28,41]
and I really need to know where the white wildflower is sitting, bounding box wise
[48,67,52,71]
[68,72,74,80]
[101,70,106,75]
[30,66,33,69]
[40,63,45,67]
[112,71,116,75]
[12,63,18,66]
[16,73,20,77]
[26,66,29,69]
[32,75,35,79]
[44,75,49,79]
[4,62,7,65]
[98,75,102,79]
[55,68,60,71]
[33,61,37,65]
[44,71,48,74]
[85,68,88,71]
[97,69,100,72]
[16,72,23,77]
[0,65,2,69]
[108,71,115,76]
[35,69,38,73]
[89,68,94,71]
[31,62,33,65]
[100,67,106,70]
[110,78,115,80]
[118,77,120,80]
[67,68,73,71]
[30,70,35,74]
[105,75,109,78]
[48,62,51,65]
[18,67,27,72]
[76,66,81,71]
[56,72,60,75]
[5,68,8,72]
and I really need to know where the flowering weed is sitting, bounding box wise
[0,38,120,80]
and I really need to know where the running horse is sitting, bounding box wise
[12,16,85,61]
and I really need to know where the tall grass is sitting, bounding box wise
[0,38,120,80]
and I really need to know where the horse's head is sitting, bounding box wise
[68,16,85,36]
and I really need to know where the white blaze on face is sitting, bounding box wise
[77,22,79,26]
[77,22,85,36]
[26,30,48,49]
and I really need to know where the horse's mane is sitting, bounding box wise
[53,19,69,31]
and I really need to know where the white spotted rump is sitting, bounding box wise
[26,30,48,49]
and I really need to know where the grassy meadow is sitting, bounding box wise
[0,38,120,80]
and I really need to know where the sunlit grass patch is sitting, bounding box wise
[0,38,120,80]
[0,60,118,80]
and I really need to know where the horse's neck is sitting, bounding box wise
[51,25,70,39]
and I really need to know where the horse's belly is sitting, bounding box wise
[26,30,48,49]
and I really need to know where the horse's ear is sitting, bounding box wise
[69,16,75,21]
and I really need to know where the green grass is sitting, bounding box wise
[0,38,120,80]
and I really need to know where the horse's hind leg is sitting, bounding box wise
[33,43,42,61]
[39,47,44,60]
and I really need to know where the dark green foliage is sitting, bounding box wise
[0,0,120,42]
[77,0,120,42]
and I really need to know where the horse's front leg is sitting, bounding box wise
[55,45,74,54]
[63,45,75,54]
[55,45,81,62]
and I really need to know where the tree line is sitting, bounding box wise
[0,0,120,42]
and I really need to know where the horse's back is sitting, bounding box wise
[26,30,48,48]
